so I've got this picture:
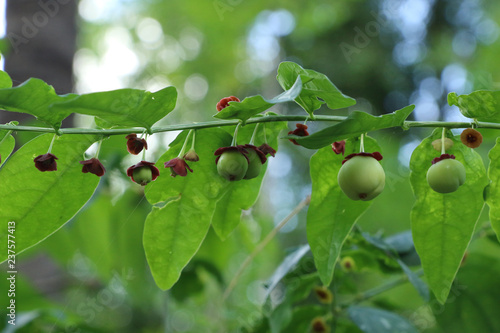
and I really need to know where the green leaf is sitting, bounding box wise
[50,86,177,130]
[211,121,286,240]
[0,78,77,130]
[486,137,500,242]
[276,61,356,116]
[264,244,310,300]
[410,128,487,304]
[0,70,12,88]
[434,241,500,333]
[307,136,380,286]
[347,306,418,333]
[0,133,100,262]
[287,105,415,149]
[0,129,15,167]
[448,90,500,122]
[214,76,302,122]
[143,128,232,290]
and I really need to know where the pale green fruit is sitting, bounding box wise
[217,151,249,181]
[243,149,263,180]
[338,156,385,201]
[426,158,466,193]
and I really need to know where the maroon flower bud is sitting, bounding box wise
[34,153,58,172]
[79,158,106,177]
[164,157,193,177]
[216,96,240,111]
[288,123,309,145]
[182,149,199,162]
[332,141,346,155]
[126,134,148,155]
[431,153,455,165]
[126,160,160,185]
[257,143,276,157]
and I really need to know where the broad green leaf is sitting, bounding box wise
[214,76,302,122]
[0,129,15,167]
[486,137,500,241]
[410,128,487,304]
[434,240,500,333]
[144,128,232,290]
[276,61,356,116]
[0,70,12,88]
[307,136,380,286]
[211,121,286,240]
[448,90,500,122]
[287,105,415,149]
[0,133,100,262]
[281,306,327,333]
[50,86,177,130]
[0,78,77,130]
[264,244,310,300]
[347,306,418,333]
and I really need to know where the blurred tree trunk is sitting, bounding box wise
[2,0,78,297]
[2,0,77,127]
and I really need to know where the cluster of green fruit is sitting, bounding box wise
[336,128,482,201]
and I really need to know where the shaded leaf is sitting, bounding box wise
[307,136,380,286]
[287,105,414,149]
[0,133,100,262]
[50,86,177,130]
[214,76,302,122]
[277,61,356,116]
[448,90,500,122]
[0,78,77,130]
[264,244,310,300]
[348,306,418,333]
[410,128,487,303]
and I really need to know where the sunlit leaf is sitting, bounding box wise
[0,70,12,88]
[485,137,500,242]
[0,129,15,167]
[287,105,414,149]
[307,136,380,286]
[214,76,302,122]
[0,133,100,262]
[348,306,418,333]
[0,78,77,130]
[277,61,356,116]
[448,90,500,122]
[50,86,177,130]
[410,128,487,304]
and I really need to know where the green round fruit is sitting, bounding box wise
[338,156,385,201]
[217,151,249,181]
[133,167,153,186]
[244,149,262,179]
[426,158,466,193]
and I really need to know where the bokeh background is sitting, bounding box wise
[1,0,500,332]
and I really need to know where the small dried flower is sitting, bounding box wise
[34,153,58,172]
[126,161,160,185]
[126,134,148,155]
[216,96,240,111]
[461,128,483,148]
[288,123,309,145]
[314,286,333,304]
[164,157,193,177]
[257,143,276,157]
[340,256,356,272]
[311,317,329,333]
[183,149,199,162]
[79,158,106,177]
[332,141,346,155]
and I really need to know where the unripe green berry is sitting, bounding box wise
[133,167,153,185]
[217,151,249,181]
[244,149,262,179]
[426,158,466,193]
[338,156,385,201]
